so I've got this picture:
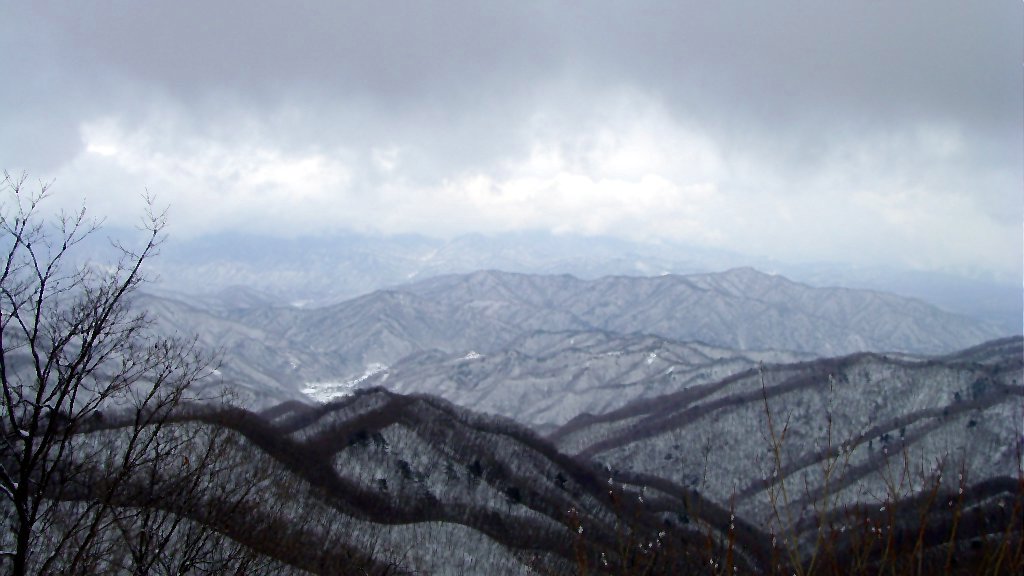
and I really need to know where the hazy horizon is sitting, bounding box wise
[2,1,1021,283]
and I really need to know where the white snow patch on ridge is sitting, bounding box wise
[302,363,388,403]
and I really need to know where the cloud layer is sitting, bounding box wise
[2,1,1020,281]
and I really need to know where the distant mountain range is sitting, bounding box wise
[139,268,1011,411]
[141,231,1023,333]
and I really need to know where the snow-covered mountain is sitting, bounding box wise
[552,336,1024,549]
[358,330,813,431]
[144,231,1023,333]
[60,337,1023,574]
[68,389,721,574]
[140,268,1011,410]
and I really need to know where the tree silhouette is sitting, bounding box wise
[0,172,212,575]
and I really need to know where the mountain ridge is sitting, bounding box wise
[141,230,1023,332]
[57,336,1024,574]
[549,336,1024,550]
[139,268,1011,409]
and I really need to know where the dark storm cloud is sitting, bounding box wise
[1,1,1020,279]
[9,2,1015,147]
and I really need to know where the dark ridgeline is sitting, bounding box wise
[40,337,1024,574]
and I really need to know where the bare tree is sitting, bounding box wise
[0,172,212,575]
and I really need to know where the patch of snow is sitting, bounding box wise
[646,352,658,365]
[302,363,389,403]
[460,351,484,361]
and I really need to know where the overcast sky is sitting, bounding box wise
[2,1,1021,281]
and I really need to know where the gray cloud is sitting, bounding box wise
[1,1,1020,281]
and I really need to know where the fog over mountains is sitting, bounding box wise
[145,232,1023,333]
